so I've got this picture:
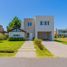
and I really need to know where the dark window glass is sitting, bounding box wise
[48,21,49,25]
[40,21,49,25]
[45,21,47,25]
[28,22,32,26]
[13,34,20,36]
[40,21,43,25]
[28,22,30,26]
[30,22,32,26]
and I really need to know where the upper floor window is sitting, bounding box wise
[28,22,32,27]
[48,21,49,25]
[40,21,43,25]
[40,21,49,25]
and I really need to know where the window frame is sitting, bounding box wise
[28,22,32,27]
[40,21,50,25]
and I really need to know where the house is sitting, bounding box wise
[0,25,4,33]
[57,29,67,37]
[0,25,7,34]
[9,16,54,40]
[21,16,54,40]
[8,28,27,38]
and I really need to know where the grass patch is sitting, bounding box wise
[34,39,53,58]
[55,38,67,45]
[0,40,24,57]
[34,45,53,58]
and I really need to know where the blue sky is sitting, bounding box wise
[0,0,67,30]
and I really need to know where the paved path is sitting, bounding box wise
[42,41,67,58]
[16,41,36,58]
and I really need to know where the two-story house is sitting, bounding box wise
[21,16,54,40]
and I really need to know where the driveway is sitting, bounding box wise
[16,41,36,58]
[42,41,67,58]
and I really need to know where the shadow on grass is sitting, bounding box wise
[0,50,15,53]
[55,40,67,45]
[0,41,3,43]
[54,40,63,42]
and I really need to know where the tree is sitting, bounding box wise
[7,16,21,31]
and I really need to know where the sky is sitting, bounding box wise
[0,0,67,31]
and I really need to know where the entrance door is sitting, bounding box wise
[29,33,33,40]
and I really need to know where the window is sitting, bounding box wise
[45,21,47,25]
[40,21,49,25]
[48,21,49,25]
[13,34,20,36]
[28,22,32,26]
[40,21,43,25]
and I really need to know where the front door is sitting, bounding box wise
[29,33,33,40]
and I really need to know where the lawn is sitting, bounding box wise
[0,40,24,57]
[55,38,67,45]
[34,44,53,58]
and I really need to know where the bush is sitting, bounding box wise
[34,39,44,50]
[0,33,7,40]
[8,37,25,41]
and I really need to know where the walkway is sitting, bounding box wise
[16,41,36,58]
[42,41,67,58]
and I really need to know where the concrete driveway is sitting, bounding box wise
[42,41,67,58]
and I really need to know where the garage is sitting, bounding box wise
[38,32,52,40]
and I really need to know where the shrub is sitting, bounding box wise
[34,38,44,50]
[8,37,25,41]
[0,33,7,40]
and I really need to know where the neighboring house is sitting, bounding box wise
[0,25,4,33]
[0,25,7,34]
[8,28,26,38]
[57,29,67,37]
[21,16,54,40]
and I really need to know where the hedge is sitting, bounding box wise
[8,37,25,41]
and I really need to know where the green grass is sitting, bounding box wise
[0,40,24,57]
[55,40,67,45]
[34,44,53,58]
[55,38,67,45]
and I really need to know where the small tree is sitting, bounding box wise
[7,16,21,31]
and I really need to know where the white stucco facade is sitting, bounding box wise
[9,32,25,38]
[34,16,54,40]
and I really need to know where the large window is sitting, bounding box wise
[40,21,43,25]
[40,21,49,25]
[13,34,20,36]
[28,22,32,27]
